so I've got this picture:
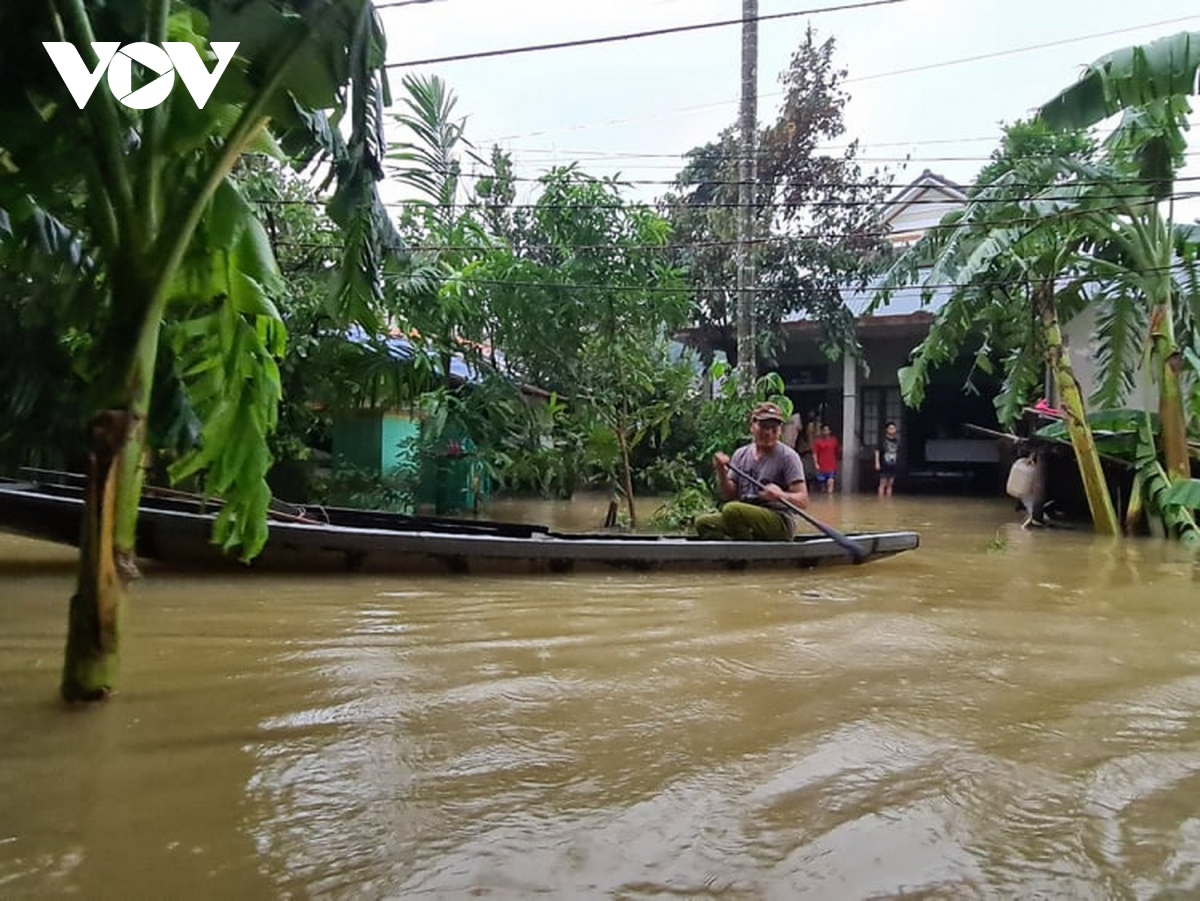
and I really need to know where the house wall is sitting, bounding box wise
[1060,304,1153,411]
[331,410,420,475]
[887,199,961,240]
[859,339,913,387]
[380,412,420,475]
[332,412,382,472]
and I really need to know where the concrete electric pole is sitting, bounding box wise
[735,0,758,390]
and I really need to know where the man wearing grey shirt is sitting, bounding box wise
[694,402,809,541]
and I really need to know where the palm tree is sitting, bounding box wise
[0,0,398,701]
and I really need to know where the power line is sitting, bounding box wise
[442,148,1200,174]
[473,14,1200,145]
[403,163,1200,190]
[385,0,906,69]
[257,264,1189,298]
[848,14,1200,83]
[374,0,446,8]
[265,192,1200,255]
[443,263,1191,296]
[478,142,1200,172]
[501,134,1004,160]
[254,183,1200,213]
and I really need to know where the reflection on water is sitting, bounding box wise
[2,496,1200,898]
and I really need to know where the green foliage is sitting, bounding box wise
[874,121,1098,425]
[1034,408,1155,458]
[482,392,592,499]
[1162,478,1200,510]
[0,0,397,561]
[648,365,797,530]
[649,481,717,533]
[0,216,95,472]
[390,74,468,214]
[639,456,703,495]
[1035,30,1200,490]
[1187,349,1200,437]
[1131,413,1200,547]
[454,167,694,519]
[694,363,793,462]
[1039,31,1200,135]
[311,463,412,513]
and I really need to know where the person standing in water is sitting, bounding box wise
[812,423,841,494]
[875,421,900,497]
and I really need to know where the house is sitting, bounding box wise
[330,328,496,514]
[767,170,1010,493]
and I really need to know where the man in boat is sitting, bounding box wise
[694,402,809,541]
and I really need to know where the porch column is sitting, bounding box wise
[842,352,860,493]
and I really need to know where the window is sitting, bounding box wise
[861,387,902,449]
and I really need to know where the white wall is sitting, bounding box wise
[887,199,962,237]
[1060,305,1154,411]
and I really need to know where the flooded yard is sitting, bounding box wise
[2,494,1199,898]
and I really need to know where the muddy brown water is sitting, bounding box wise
[2,494,1199,899]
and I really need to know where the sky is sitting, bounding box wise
[376,0,1200,215]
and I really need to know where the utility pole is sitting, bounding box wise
[735,0,758,390]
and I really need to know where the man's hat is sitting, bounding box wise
[750,402,785,424]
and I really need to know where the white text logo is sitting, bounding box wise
[43,41,239,110]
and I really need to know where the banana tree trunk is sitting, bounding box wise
[61,412,139,700]
[1149,305,1190,482]
[62,287,162,701]
[1124,472,1144,534]
[1033,280,1120,536]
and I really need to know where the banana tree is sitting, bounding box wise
[0,0,397,701]
[875,133,1121,535]
[1038,31,1200,484]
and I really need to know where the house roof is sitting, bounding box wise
[345,325,553,397]
[675,170,967,349]
[877,168,968,230]
[346,325,487,384]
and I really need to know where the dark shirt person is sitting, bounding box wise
[694,402,809,541]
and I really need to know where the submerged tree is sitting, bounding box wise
[876,121,1122,535]
[0,1,397,701]
[879,32,1200,540]
[1038,30,1200,491]
[470,169,692,524]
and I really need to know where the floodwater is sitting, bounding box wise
[2,494,1200,899]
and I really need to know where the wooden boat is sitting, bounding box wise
[0,477,919,575]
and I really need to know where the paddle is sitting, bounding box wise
[727,462,867,564]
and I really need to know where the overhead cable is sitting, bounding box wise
[474,14,1200,144]
[251,258,1196,297]
[253,183,1200,213]
[386,0,906,68]
[265,196,1200,254]
[401,166,1200,190]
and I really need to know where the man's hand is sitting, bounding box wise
[713,452,736,501]
[759,482,784,503]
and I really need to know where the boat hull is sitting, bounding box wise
[0,482,919,575]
